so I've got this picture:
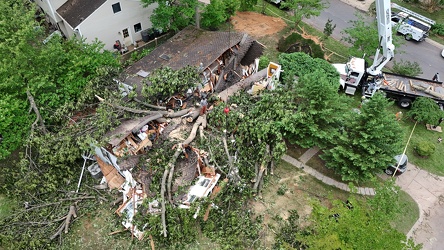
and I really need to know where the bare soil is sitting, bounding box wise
[230,12,287,38]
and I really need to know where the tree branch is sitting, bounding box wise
[26,89,48,134]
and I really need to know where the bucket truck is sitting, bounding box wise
[333,0,444,109]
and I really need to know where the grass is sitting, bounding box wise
[391,190,419,234]
[0,194,15,220]
[385,104,444,175]
[254,159,419,247]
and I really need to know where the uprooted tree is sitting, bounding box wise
[0,48,410,249]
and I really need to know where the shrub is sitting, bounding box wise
[259,55,270,70]
[431,23,444,36]
[414,140,436,157]
[391,60,422,77]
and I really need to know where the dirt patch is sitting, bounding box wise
[230,12,287,38]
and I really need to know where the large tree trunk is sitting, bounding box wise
[167,146,184,204]
[131,113,163,134]
[183,115,206,146]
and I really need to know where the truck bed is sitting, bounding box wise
[380,72,444,100]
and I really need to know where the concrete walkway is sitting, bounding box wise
[282,147,376,196]
[285,146,444,249]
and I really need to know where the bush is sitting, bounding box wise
[259,55,270,70]
[277,33,324,59]
[414,140,436,157]
[391,60,422,77]
[431,23,444,36]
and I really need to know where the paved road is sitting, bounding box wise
[303,0,444,79]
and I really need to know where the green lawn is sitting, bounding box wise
[0,194,15,220]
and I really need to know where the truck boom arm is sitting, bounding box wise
[366,0,395,76]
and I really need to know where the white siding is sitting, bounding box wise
[36,0,68,24]
[77,1,157,51]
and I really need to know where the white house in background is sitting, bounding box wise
[35,0,157,51]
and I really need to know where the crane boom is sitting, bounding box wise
[366,0,395,76]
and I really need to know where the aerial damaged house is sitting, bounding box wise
[121,26,265,95]
[86,26,267,239]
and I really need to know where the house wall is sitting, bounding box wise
[76,1,157,51]
[35,0,67,24]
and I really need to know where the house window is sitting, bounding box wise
[122,28,129,38]
[134,23,142,33]
[112,3,121,13]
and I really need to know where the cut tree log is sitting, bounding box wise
[64,205,77,233]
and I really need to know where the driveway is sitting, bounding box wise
[395,163,444,250]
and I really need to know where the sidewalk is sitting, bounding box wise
[282,147,376,196]
[286,146,444,249]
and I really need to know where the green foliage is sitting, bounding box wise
[201,0,229,30]
[323,18,336,39]
[431,23,444,36]
[414,140,436,157]
[239,0,257,11]
[367,178,401,221]
[277,184,288,195]
[259,55,270,70]
[391,60,423,77]
[142,0,199,32]
[322,93,404,181]
[277,33,324,59]
[128,47,154,64]
[142,66,200,102]
[341,14,379,58]
[278,52,338,85]
[0,0,120,160]
[407,97,443,125]
[280,0,326,27]
[201,185,262,249]
[274,210,305,249]
[298,197,421,249]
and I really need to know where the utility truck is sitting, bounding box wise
[333,0,444,109]
[390,3,435,42]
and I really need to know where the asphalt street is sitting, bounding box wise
[303,0,444,79]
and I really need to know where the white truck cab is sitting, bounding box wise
[333,57,366,95]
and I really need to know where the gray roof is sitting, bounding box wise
[123,26,245,88]
[57,0,107,28]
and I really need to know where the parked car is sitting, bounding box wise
[385,154,408,175]
[441,48,444,57]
